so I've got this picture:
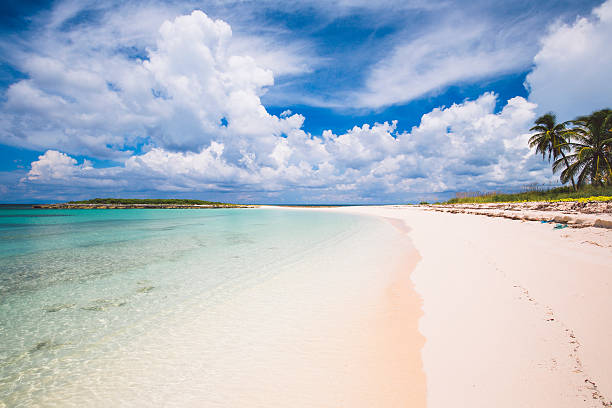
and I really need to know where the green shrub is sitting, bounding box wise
[444,185,612,204]
[68,198,234,205]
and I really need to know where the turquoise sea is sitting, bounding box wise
[0,207,406,406]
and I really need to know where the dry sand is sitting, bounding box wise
[322,205,612,408]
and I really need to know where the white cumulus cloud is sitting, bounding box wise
[23,93,547,202]
[8,1,604,202]
[0,8,308,157]
[526,0,612,120]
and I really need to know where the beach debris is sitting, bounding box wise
[541,220,555,223]
[44,303,75,313]
[554,224,568,229]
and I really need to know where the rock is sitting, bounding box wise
[594,219,612,229]
[44,303,75,313]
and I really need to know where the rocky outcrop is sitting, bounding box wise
[423,200,612,229]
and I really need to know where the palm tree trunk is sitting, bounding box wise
[560,150,576,191]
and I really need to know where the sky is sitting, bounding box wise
[0,0,610,203]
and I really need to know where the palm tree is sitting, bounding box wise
[529,113,576,190]
[555,109,612,187]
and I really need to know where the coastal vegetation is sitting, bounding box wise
[531,108,612,189]
[553,109,612,188]
[445,108,612,204]
[31,198,248,209]
[68,198,232,206]
[445,185,612,204]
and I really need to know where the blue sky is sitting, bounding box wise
[0,0,610,203]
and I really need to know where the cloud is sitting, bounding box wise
[350,21,532,108]
[26,150,84,182]
[229,35,317,77]
[0,7,310,157]
[23,150,122,188]
[143,10,282,149]
[525,0,612,120]
[22,93,548,202]
[5,2,603,202]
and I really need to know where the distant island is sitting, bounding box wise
[33,198,254,209]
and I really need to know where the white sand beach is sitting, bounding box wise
[4,205,610,407]
[3,1,611,406]
[325,205,612,407]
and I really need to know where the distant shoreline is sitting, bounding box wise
[29,203,351,209]
[32,203,256,209]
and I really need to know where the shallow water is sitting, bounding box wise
[0,207,420,407]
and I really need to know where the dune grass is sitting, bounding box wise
[444,185,612,204]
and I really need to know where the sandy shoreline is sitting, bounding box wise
[5,205,610,406]
[17,209,426,407]
[324,205,611,407]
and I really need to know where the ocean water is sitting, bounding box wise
[0,207,417,407]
